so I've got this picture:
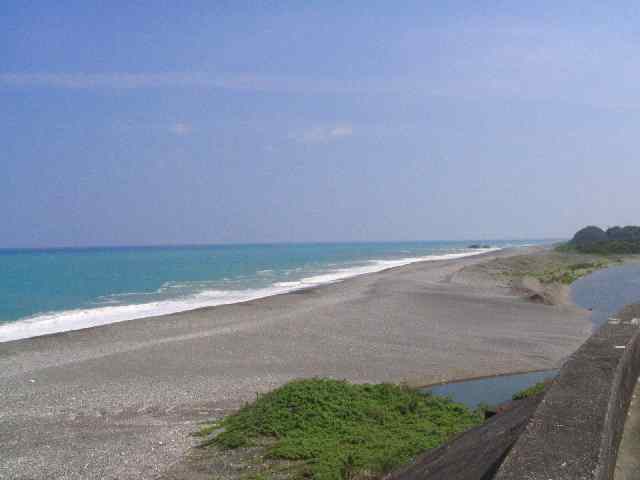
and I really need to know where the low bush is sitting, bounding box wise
[198,378,483,480]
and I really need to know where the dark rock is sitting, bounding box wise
[527,293,547,304]
[484,400,520,419]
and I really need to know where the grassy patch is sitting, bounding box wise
[512,381,547,400]
[197,378,482,480]
[554,243,578,253]
[489,251,616,286]
[529,259,611,284]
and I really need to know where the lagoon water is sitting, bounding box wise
[0,240,542,342]
[571,262,640,327]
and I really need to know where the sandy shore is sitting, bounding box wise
[0,247,592,479]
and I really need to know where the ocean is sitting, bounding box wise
[0,240,545,342]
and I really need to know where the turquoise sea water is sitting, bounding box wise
[0,240,545,341]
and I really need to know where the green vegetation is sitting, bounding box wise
[565,225,640,255]
[478,250,621,306]
[197,378,483,480]
[494,251,614,286]
[574,240,640,255]
[527,259,611,284]
[554,242,579,253]
[512,381,548,400]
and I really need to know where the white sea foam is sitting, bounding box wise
[0,247,500,343]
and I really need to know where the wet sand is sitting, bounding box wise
[0,247,592,479]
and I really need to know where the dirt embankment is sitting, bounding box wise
[453,248,619,306]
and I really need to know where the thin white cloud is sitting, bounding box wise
[169,122,192,136]
[329,125,353,137]
[3,19,640,109]
[290,124,354,144]
[0,72,206,89]
[0,72,382,94]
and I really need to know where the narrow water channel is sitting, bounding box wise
[423,370,558,408]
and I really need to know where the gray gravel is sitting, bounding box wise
[0,248,592,479]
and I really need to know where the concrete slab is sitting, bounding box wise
[614,380,640,479]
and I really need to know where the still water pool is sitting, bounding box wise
[423,370,558,408]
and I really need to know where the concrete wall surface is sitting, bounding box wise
[495,305,640,480]
[388,394,543,480]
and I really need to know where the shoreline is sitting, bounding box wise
[0,245,594,479]
[0,247,503,344]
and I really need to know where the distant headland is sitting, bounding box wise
[561,225,640,254]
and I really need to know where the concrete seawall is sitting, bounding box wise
[495,304,640,480]
[388,393,544,480]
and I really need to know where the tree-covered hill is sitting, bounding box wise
[566,225,640,254]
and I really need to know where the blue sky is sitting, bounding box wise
[2,1,639,247]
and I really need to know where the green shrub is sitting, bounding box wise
[512,381,547,400]
[201,379,482,480]
[576,240,640,255]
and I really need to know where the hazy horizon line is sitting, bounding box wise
[0,237,563,252]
